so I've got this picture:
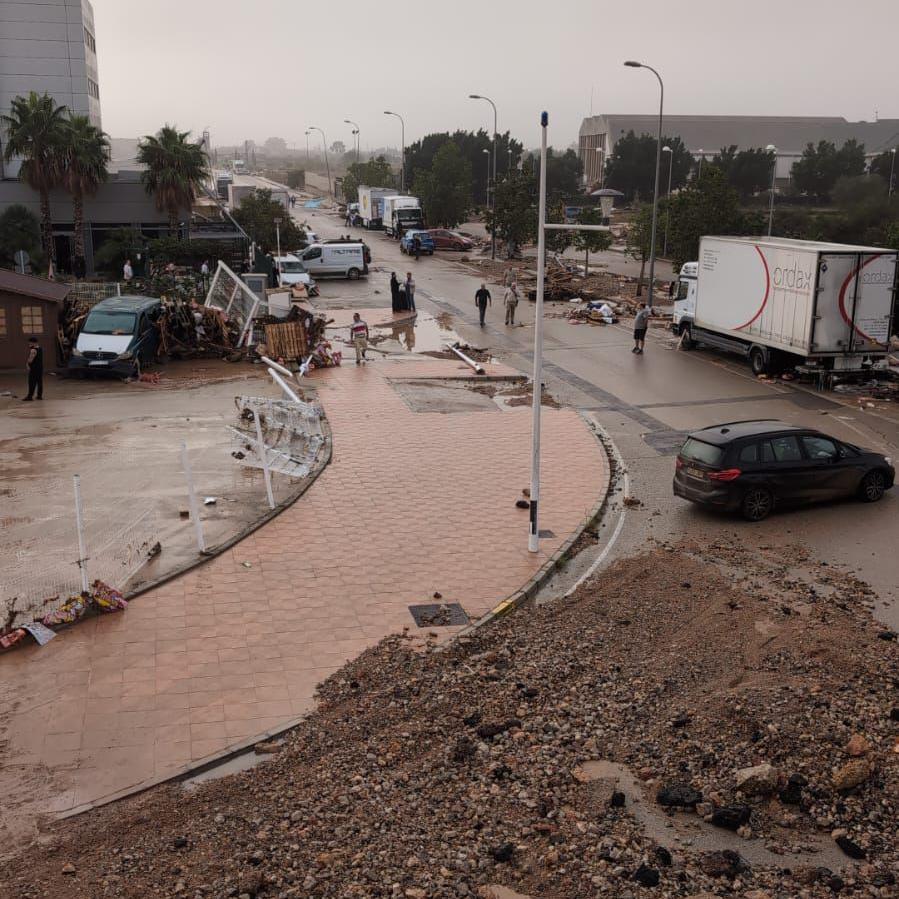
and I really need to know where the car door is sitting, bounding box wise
[759,435,813,503]
[302,246,322,275]
[799,434,856,500]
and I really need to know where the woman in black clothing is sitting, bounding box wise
[390,272,402,312]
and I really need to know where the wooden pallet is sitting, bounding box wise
[263,320,307,361]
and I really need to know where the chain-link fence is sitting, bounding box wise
[205,261,267,345]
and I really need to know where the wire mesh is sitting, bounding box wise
[64,281,122,307]
[204,262,267,344]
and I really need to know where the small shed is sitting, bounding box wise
[0,269,71,370]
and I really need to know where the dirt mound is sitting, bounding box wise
[7,543,898,898]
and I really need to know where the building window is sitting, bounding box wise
[84,28,96,53]
[0,307,7,337]
[87,78,100,100]
[21,306,43,335]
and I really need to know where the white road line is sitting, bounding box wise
[563,414,630,598]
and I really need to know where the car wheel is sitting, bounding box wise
[347,267,361,281]
[680,324,695,350]
[741,487,773,522]
[749,346,768,376]
[858,470,886,503]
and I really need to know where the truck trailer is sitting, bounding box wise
[672,237,897,378]
[357,186,398,229]
[382,195,424,237]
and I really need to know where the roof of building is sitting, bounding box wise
[579,115,899,155]
[0,269,71,303]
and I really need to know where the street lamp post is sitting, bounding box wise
[344,119,360,162]
[383,111,405,192]
[889,147,897,198]
[697,149,704,180]
[273,217,282,282]
[766,144,777,236]
[304,130,310,163]
[469,94,498,259]
[308,126,332,199]
[482,148,491,206]
[624,60,664,309]
[662,145,673,258]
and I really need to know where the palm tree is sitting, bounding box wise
[62,115,110,276]
[137,125,209,235]
[1,91,69,263]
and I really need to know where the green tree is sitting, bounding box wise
[791,139,866,202]
[62,114,109,272]
[711,145,775,199]
[92,227,144,275]
[488,158,538,257]
[544,201,574,256]
[604,131,693,202]
[232,188,302,252]
[412,143,472,228]
[625,203,654,295]
[545,148,583,200]
[1,91,68,263]
[341,155,395,204]
[667,168,743,269]
[574,206,612,275]
[869,149,897,191]
[137,125,210,233]
[0,204,43,270]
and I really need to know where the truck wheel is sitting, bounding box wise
[679,325,695,350]
[749,346,768,376]
[858,470,886,503]
[741,487,773,522]
[347,267,361,281]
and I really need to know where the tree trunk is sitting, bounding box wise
[39,188,55,263]
[72,191,85,259]
[637,255,646,296]
[585,248,589,276]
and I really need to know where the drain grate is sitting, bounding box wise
[408,603,470,627]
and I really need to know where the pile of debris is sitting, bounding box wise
[8,540,897,897]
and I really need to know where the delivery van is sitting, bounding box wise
[299,242,368,279]
[68,295,162,377]
[273,254,317,290]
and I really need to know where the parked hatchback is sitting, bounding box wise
[428,229,473,251]
[400,230,435,255]
[673,420,894,521]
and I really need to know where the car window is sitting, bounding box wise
[680,437,724,466]
[769,435,802,462]
[738,443,758,463]
[303,247,321,260]
[759,441,775,463]
[801,435,838,461]
[677,280,690,300]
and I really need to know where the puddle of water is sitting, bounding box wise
[328,311,461,355]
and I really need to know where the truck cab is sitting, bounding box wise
[672,261,699,333]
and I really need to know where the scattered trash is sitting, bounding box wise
[515,499,529,509]
[242,561,252,568]
[179,509,190,519]
[623,496,642,508]
[203,497,217,505]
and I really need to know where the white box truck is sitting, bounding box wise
[357,186,398,229]
[672,237,897,377]
[382,195,424,237]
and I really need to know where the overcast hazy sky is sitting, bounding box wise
[92,0,898,149]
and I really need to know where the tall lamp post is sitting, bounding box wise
[304,129,310,163]
[624,60,664,309]
[662,145,673,258]
[889,147,897,198]
[697,149,704,180]
[766,144,777,236]
[273,217,282,282]
[383,110,405,192]
[308,126,332,199]
[482,148,491,206]
[469,94,498,259]
[344,119,360,162]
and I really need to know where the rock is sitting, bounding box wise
[876,630,896,641]
[490,843,515,863]
[405,890,427,898]
[631,864,660,886]
[653,846,672,868]
[845,734,870,757]
[890,707,899,722]
[61,863,76,875]
[476,720,520,740]
[698,850,748,879]
[253,741,280,754]
[173,837,188,849]
[610,790,626,808]
[779,773,806,805]
[238,870,263,896]
[835,835,866,860]
[670,713,691,728]
[832,759,871,791]
[656,782,702,808]
[711,804,752,831]
[735,762,779,796]
[743,892,771,899]
[827,875,845,892]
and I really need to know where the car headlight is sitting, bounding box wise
[885,456,893,466]
[116,350,134,361]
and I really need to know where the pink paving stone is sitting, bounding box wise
[0,351,607,832]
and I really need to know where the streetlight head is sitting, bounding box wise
[662,145,672,152]
[469,94,482,99]
[766,144,776,152]
[482,148,489,154]
[383,110,393,115]
[343,119,351,124]
[624,60,642,68]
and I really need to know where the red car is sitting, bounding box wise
[428,229,474,251]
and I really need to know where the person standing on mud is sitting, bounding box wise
[475,283,491,327]
[350,313,369,365]
[503,281,520,326]
[405,272,416,312]
[23,336,43,401]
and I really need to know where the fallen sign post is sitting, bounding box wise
[268,367,302,404]
[448,343,485,375]
[260,355,299,381]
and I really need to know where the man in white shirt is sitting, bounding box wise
[122,259,133,281]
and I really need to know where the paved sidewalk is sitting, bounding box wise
[0,347,608,849]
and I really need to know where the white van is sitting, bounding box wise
[274,254,316,289]
[299,243,368,279]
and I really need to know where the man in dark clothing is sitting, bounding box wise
[475,283,491,326]
[412,235,421,260]
[24,336,43,401]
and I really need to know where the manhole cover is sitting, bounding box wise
[408,603,470,627]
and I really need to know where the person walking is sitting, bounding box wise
[390,272,402,312]
[200,259,210,292]
[632,302,653,354]
[475,283,491,326]
[350,312,369,365]
[122,258,133,281]
[503,281,520,325]
[23,336,43,401]
[405,272,416,312]
[412,234,421,261]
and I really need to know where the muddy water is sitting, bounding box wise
[327,310,462,356]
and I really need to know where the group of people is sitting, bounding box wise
[473,267,524,327]
[389,272,417,313]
